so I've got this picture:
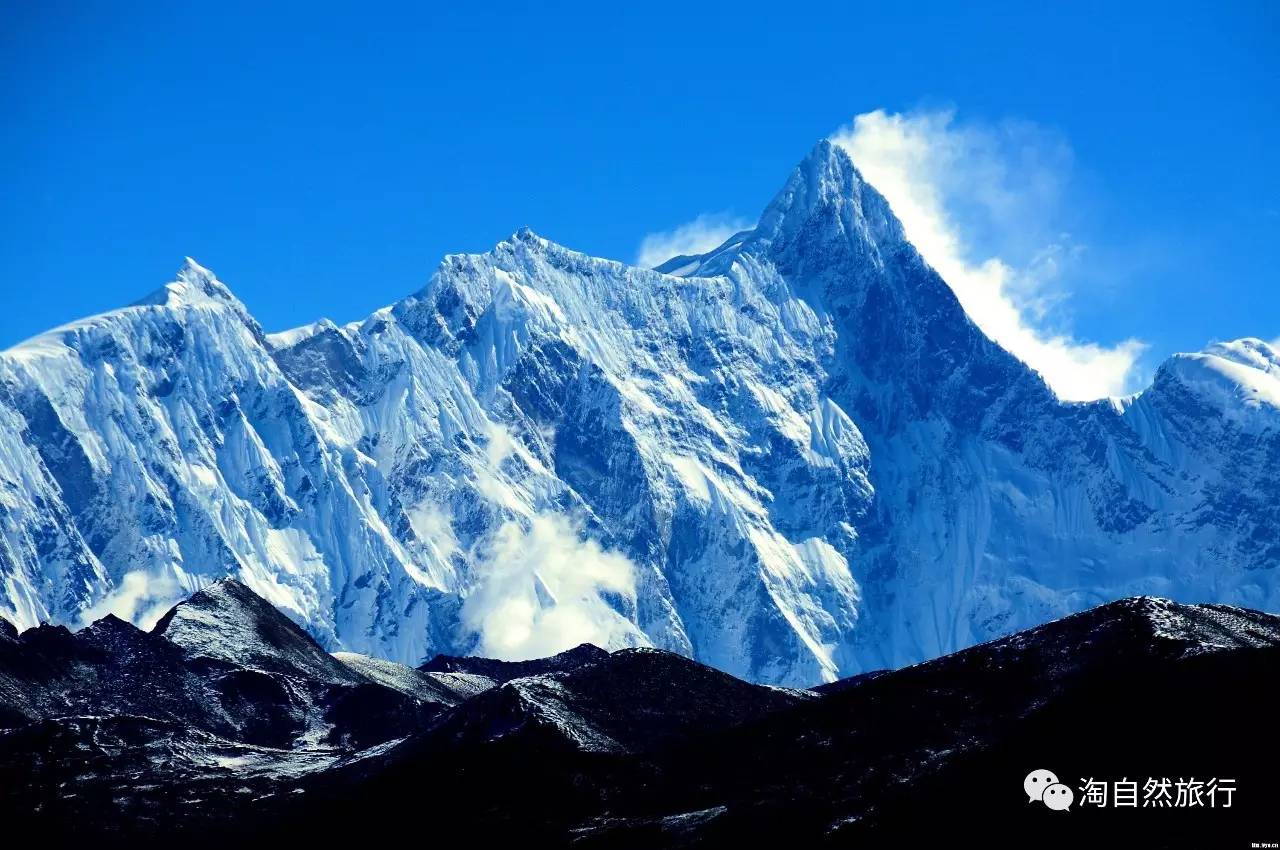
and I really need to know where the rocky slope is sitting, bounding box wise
[2,583,1275,847]
[0,577,460,816]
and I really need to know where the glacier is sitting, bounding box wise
[2,140,1278,686]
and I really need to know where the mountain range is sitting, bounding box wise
[3,140,1280,685]
[2,580,1275,846]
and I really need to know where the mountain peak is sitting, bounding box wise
[673,139,907,278]
[178,255,213,279]
[486,226,554,257]
[1200,337,1280,373]
[755,138,905,252]
[1144,336,1280,428]
[796,138,856,190]
[3,258,257,361]
[131,257,244,310]
[82,612,138,634]
[153,578,362,684]
[985,595,1280,662]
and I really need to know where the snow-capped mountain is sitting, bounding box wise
[2,140,1278,685]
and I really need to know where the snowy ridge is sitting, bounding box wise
[1152,338,1280,428]
[1123,595,1280,651]
[2,142,1279,685]
[911,594,1280,680]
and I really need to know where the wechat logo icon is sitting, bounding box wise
[1025,769,1073,811]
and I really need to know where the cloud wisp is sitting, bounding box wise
[79,569,186,630]
[830,109,1146,401]
[461,512,644,661]
[636,212,751,269]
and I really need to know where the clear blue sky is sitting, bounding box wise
[2,1,1277,381]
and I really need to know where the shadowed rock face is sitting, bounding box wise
[417,647,811,756]
[417,642,610,683]
[0,581,452,802]
[4,582,1275,847]
[284,596,1280,849]
[5,144,1280,687]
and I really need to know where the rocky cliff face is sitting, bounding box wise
[2,141,1278,684]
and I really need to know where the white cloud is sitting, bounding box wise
[461,513,645,661]
[471,420,534,513]
[407,502,459,563]
[636,212,751,269]
[830,109,1146,401]
[79,569,185,630]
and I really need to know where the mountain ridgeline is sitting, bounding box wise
[3,141,1280,685]
[1,581,1277,846]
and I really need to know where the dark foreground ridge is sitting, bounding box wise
[2,584,1277,847]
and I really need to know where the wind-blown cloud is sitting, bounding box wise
[461,513,644,661]
[79,569,185,630]
[830,109,1146,401]
[636,212,751,269]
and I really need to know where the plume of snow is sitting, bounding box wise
[831,109,1146,401]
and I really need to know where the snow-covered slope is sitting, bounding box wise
[154,579,366,685]
[2,141,1278,685]
[333,651,486,704]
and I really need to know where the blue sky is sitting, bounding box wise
[2,1,1276,397]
